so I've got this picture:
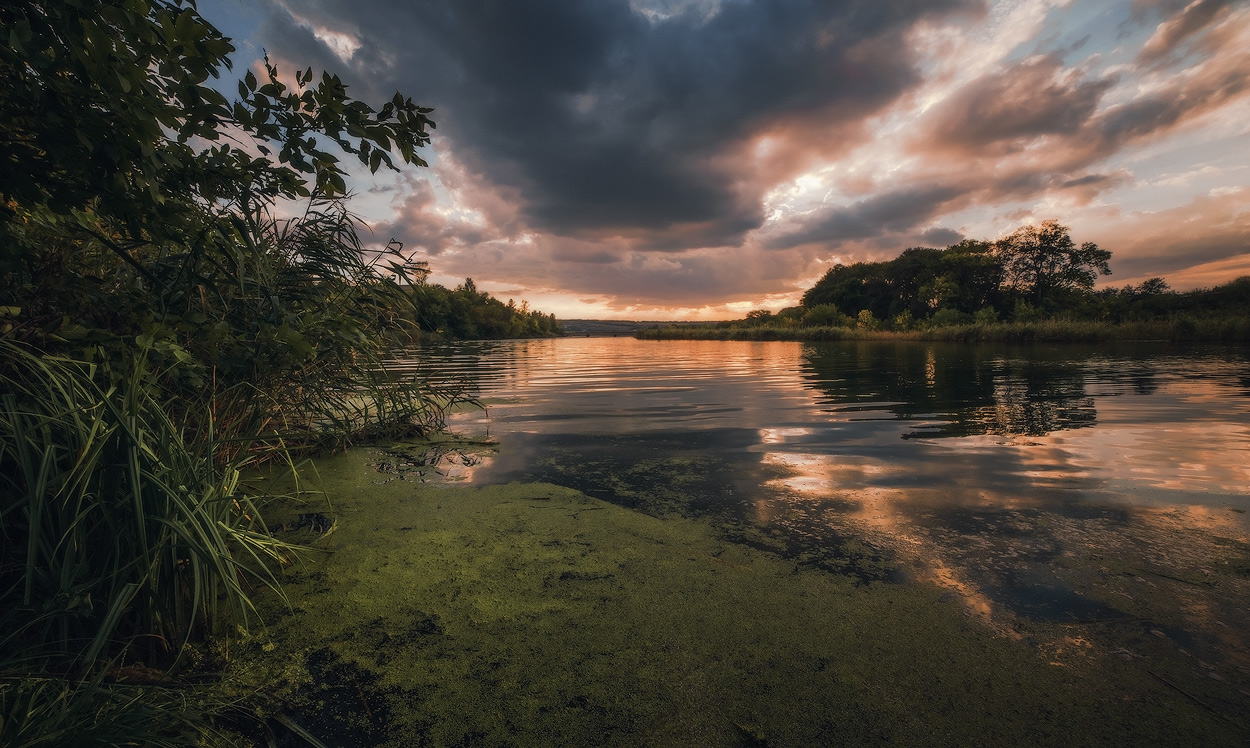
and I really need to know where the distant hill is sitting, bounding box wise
[559,319,707,336]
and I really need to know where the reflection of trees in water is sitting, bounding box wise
[396,340,521,394]
[799,342,1099,439]
[980,376,1095,437]
[1086,357,1163,396]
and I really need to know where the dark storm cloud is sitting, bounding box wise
[256,0,979,248]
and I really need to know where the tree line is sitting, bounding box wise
[402,275,561,340]
[758,220,1247,331]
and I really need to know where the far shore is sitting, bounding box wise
[633,317,1250,343]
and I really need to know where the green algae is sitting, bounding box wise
[238,447,1249,747]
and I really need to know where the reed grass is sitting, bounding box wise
[163,199,471,456]
[0,342,297,675]
[0,199,464,742]
[0,675,235,748]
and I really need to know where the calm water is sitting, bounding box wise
[392,337,1250,622]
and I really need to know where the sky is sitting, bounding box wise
[198,0,1250,320]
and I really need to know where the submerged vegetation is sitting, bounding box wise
[238,448,1250,747]
[639,224,1250,341]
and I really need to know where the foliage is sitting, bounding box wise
[0,670,260,748]
[0,0,431,230]
[0,343,300,671]
[643,264,1250,343]
[0,0,448,432]
[973,307,999,325]
[801,304,853,328]
[802,261,895,320]
[928,307,970,327]
[406,279,562,340]
[0,0,458,743]
[856,309,880,330]
[799,219,1244,334]
[803,243,1005,322]
[1,0,447,452]
[636,315,1250,343]
[993,220,1111,307]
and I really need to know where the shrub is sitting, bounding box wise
[929,307,971,327]
[802,305,852,328]
[973,307,1000,324]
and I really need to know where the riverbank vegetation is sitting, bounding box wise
[0,1,507,744]
[637,312,1250,342]
[403,277,562,341]
[639,224,1250,341]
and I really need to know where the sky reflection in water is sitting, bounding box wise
[395,338,1250,625]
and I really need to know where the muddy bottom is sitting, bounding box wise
[238,444,1250,747]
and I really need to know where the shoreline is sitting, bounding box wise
[633,318,1250,343]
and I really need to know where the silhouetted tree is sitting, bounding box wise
[994,220,1111,307]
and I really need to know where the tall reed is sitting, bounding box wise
[0,675,226,748]
[0,342,293,674]
[0,198,465,743]
[152,199,466,455]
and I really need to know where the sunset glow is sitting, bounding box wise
[204,0,1250,319]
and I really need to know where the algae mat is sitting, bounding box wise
[247,448,1246,747]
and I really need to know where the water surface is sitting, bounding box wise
[392,338,1250,626]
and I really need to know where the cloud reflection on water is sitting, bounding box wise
[412,338,1250,632]
[753,342,1249,629]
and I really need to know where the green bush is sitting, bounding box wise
[892,310,916,331]
[802,304,852,328]
[929,307,971,327]
[973,307,999,324]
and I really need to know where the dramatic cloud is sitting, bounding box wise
[1137,0,1234,64]
[203,0,1250,317]
[921,55,1114,157]
[766,183,969,250]
[259,0,976,248]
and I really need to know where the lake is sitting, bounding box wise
[246,336,1250,745]
[395,337,1250,627]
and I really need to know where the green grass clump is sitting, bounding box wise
[0,341,310,745]
[0,342,294,670]
[0,676,239,748]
